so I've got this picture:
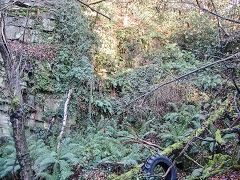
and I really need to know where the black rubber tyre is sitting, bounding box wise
[142,154,177,180]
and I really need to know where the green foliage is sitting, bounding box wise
[72,124,150,170]
[195,74,226,91]
[49,0,100,123]
[30,138,78,180]
[0,140,20,178]
[2,0,238,179]
[159,104,205,146]
[94,99,113,114]
[170,12,221,59]
[11,95,21,109]
[33,61,54,92]
[53,1,96,93]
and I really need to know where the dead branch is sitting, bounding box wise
[125,52,240,107]
[221,127,240,136]
[89,0,107,5]
[195,0,240,24]
[57,88,73,151]
[123,140,154,151]
[161,136,216,178]
[22,9,30,42]
[161,137,195,178]
[183,153,203,168]
[209,0,229,37]
[76,0,111,20]
[98,161,124,166]
[46,117,55,136]
[0,2,15,11]
[230,116,240,129]
[166,1,240,24]
[23,103,37,111]
[119,134,163,150]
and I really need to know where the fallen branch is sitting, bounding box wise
[161,136,216,178]
[123,140,155,151]
[183,153,203,168]
[76,0,111,20]
[115,99,230,179]
[119,134,163,150]
[89,0,106,5]
[98,161,124,166]
[57,88,73,151]
[126,52,240,107]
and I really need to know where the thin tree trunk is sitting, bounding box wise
[0,13,33,180]
[10,111,33,180]
[57,88,73,151]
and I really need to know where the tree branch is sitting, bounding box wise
[89,0,107,5]
[209,0,229,37]
[98,161,124,166]
[195,0,240,24]
[161,136,216,178]
[167,1,240,24]
[119,134,163,150]
[76,0,111,20]
[125,52,240,107]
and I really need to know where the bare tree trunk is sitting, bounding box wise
[0,13,33,180]
[57,88,73,151]
[10,111,33,180]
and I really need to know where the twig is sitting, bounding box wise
[234,92,240,114]
[46,117,55,136]
[22,9,30,42]
[230,116,240,129]
[209,0,229,37]
[166,1,240,24]
[57,89,73,151]
[119,134,163,150]
[125,52,240,107]
[76,0,111,20]
[12,158,17,180]
[123,140,153,151]
[183,153,203,168]
[159,136,216,178]
[195,136,216,142]
[23,103,37,111]
[0,1,15,11]
[98,161,124,166]
[195,0,240,24]
[160,137,195,178]
[221,127,240,135]
[89,0,106,5]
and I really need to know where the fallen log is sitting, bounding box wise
[111,99,231,179]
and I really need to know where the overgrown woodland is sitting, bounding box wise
[0,0,239,179]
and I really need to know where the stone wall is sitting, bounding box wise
[0,0,57,137]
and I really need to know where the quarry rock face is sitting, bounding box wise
[0,1,57,137]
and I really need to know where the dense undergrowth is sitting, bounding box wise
[0,0,240,179]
